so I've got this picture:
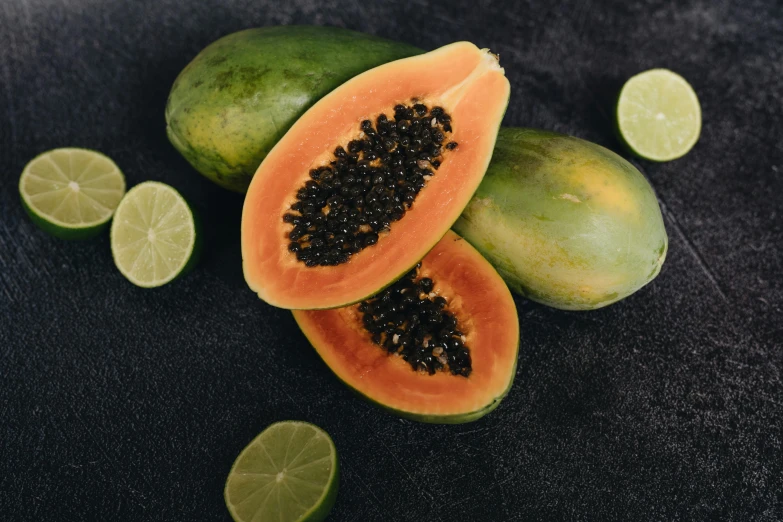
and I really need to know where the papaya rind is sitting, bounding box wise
[454,127,668,311]
[165,26,422,193]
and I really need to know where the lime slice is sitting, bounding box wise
[110,181,199,288]
[19,148,126,239]
[616,69,702,162]
[225,421,339,522]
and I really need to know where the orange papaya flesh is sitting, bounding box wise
[242,42,510,310]
[293,231,519,423]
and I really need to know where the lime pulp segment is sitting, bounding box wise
[616,68,702,162]
[19,148,126,238]
[110,181,197,288]
[225,421,339,522]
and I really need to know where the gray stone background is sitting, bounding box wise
[1,0,781,520]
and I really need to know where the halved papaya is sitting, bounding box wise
[241,42,510,309]
[293,231,519,423]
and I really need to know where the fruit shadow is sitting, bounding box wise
[581,74,628,152]
[124,49,249,289]
[514,297,621,427]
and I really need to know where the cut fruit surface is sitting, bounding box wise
[224,421,339,522]
[19,148,126,239]
[110,181,198,288]
[242,41,510,310]
[616,68,701,162]
[293,231,519,424]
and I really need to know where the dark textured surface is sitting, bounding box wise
[1,0,781,520]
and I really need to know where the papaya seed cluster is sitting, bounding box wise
[359,262,472,377]
[284,102,458,266]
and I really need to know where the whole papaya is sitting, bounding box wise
[453,128,668,310]
[165,26,421,192]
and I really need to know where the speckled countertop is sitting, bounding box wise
[1,1,781,520]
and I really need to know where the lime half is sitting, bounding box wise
[19,148,126,239]
[616,69,702,162]
[110,181,199,288]
[225,421,339,522]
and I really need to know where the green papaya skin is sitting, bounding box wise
[165,26,422,192]
[453,128,668,311]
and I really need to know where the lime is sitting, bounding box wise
[18,148,126,239]
[616,68,702,162]
[110,181,199,288]
[225,421,339,522]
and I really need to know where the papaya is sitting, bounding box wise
[165,26,422,192]
[293,231,519,423]
[453,128,668,310]
[242,42,510,309]
[170,27,667,311]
